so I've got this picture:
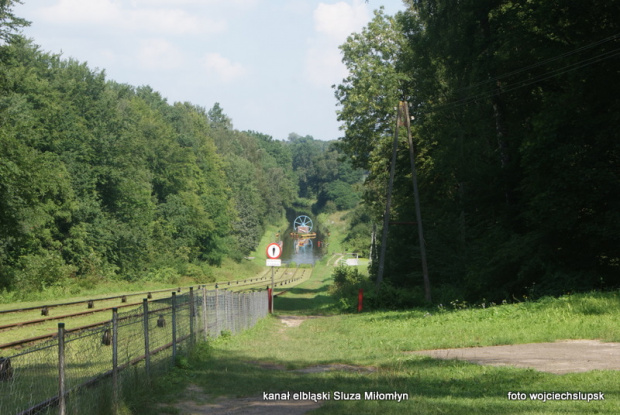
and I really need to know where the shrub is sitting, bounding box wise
[149,267,181,284]
[329,265,372,311]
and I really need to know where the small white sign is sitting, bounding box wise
[266,259,282,267]
[266,243,282,259]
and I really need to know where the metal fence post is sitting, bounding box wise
[201,286,208,340]
[171,292,177,364]
[189,287,195,346]
[244,292,249,330]
[229,290,235,334]
[142,299,151,377]
[215,288,219,337]
[58,323,66,415]
[112,307,119,412]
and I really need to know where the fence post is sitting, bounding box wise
[244,292,249,330]
[241,292,246,330]
[142,299,151,377]
[112,307,119,413]
[215,288,219,337]
[189,287,195,346]
[231,290,236,334]
[171,292,177,364]
[201,286,208,340]
[58,323,66,415]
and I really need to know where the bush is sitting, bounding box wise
[330,265,366,297]
[329,265,372,311]
[12,252,77,292]
[149,267,181,284]
[365,281,427,310]
[183,263,215,283]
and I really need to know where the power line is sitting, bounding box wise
[449,32,620,96]
[424,43,620,114]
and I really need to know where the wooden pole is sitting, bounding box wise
[57,323,66,415]
[270,267,274,313]
[142,299,150,377]
[403,102,432,303]
[376,104,402,288]
[171,292,177,363]
[112,308,118,413]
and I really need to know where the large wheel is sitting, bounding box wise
[294,215,313,233]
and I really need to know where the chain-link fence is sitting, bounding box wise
[0,287,269,415]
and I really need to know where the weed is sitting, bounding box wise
[175,356,190,370]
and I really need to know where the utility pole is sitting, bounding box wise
[376,101,431,303]
[375,103,401,289]
[403,102,431,303]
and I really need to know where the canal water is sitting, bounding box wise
[279,210,325,265]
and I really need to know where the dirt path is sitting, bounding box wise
[165,318,620,414]
[407,339,620,374]
[164,316,331,414]
[168,394,323,415]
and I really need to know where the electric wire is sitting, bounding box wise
[420,43,620,115]
[448,32,620,96]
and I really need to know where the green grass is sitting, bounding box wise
[123,210,620,413]
[130,289,620,414]
[7,210,619,414]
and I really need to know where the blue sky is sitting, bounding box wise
[14,0,407,141]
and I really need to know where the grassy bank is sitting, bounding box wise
[0,217,290,306]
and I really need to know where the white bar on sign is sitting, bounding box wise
[266,259,282,267]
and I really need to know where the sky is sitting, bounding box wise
[14,0,407,141]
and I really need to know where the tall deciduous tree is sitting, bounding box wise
[336,1,620,304]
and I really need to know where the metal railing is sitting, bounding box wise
[0,287,269,415]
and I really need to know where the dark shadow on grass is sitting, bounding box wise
[273,282,337,313]
[281,286,330,295]
[131,347,615,415]
[274,294,336,313]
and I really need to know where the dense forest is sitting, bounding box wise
[2,0,618,307]
[335,1,619,304]
[0,2,361,297]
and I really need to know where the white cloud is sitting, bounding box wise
[304,0,369,87]
[305,45,347,87]
[203,53,248,82]
[313,0,368,42]
[38,0,120,24]
[130,0,259,7]
[138,39,185,70]
[36,0,226,36]
[129,9,223,36]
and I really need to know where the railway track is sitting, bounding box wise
[0,266,310,350]
[0,269,290,319]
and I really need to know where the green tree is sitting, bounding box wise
[207,102,232,130]
[336,1,620,304]
[0,0,29,43]
[334,8,408,171]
